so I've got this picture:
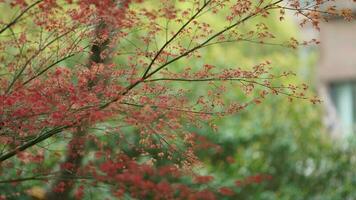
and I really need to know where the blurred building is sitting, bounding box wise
[313,0,356,138]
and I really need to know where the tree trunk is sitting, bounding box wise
[45,22,112,199]
[45,126,87,200]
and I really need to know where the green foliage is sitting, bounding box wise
[195,96,356,199]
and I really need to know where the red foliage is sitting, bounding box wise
[235,174,273,187]
[194,175,215,184]
[219,187,235,196]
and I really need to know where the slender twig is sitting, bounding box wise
[143,77,308,100]
[141,0,212,78]
[5,28,76,94]
[0,174,92,184]
[121,101,221,115]
[0,125,71,162]
[22,43,90,86]
[144,0,284,80]
[0,1,42,35]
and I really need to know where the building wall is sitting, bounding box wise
[316,18,356,138]
[317,21,356,83]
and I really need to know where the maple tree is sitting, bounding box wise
[0,0,354,199]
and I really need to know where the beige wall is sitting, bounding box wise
[317,21,356,83]
[315,17,356,137]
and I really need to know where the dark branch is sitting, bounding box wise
[0,1,42,35]
[141,0,212,78]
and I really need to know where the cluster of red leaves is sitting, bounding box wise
[235,174,273,187]
[71,153,271,200]
[0,64,121,141]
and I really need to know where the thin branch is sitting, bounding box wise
[201,38,294,48]
[144,77,309,100]
[22,44,89,86]
[121,101,221,115]
[0,0,42,35]
[141,0,212,78]
[0,125,71,162]
[5,28,76,94]
[144,0,284,80]
[0,174,92,184]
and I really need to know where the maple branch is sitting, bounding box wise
[147,126,198,163]
[22,53,77,85]
[143,0,284,80]
[141,0,212,78]
[281,6,336,15]
[22,26,92,85]
[0,174,52,184]
[144,77,274,83]
[201,38,297,48]
[0,174,91,184]
[5,28,76,94]
[0,0,42,35]
[0,125,71,162]
[144,77,309,100]
[121,102,222,115]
